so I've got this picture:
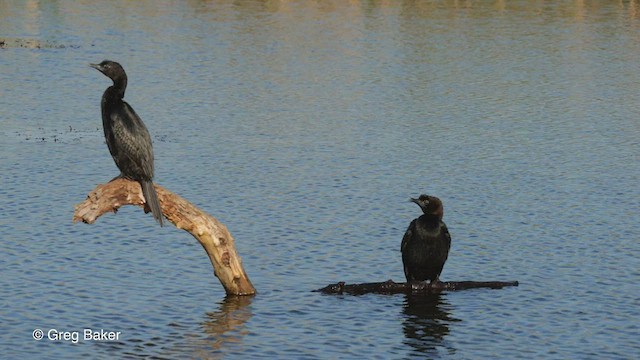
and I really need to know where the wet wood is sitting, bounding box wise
[73,178,256,296]
[315,279,519,295]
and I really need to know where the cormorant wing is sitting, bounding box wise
[401,219,419,281]
[109,101,155,180]
[440,222,452,252]
[401,219,417,253]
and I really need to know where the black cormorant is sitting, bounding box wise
[401,194,451,283]
[90,60,163,226]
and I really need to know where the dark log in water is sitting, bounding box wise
[315,279,519,295]
[73,178,256,296]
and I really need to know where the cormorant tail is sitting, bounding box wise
[141,180,163,227]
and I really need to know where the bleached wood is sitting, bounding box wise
[73,178,255,296]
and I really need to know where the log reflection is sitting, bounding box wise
[402,293,460,356]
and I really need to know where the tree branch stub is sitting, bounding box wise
[73,178,256,296]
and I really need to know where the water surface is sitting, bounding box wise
[1,1,639,358]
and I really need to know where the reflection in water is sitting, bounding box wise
[2,0,640,358]
[402,293,459,357]
[193,296,254,358]
[113,296,255,359]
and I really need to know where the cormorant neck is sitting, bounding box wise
[423,206,444,220]
[111,75,127,98]
[103,86,124,103]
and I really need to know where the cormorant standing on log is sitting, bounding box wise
[401,195,451,283]
[90,60,163,226]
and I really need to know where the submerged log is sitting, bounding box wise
[315,279,518,295]
[73,178,256,296]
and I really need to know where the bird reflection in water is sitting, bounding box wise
[194,296,254,356]
[402,293,459,357]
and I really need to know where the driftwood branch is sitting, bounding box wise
[73,178,256,296]
[315,279,519,295]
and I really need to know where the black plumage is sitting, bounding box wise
[401,194,451,283]
[90,60,163,226]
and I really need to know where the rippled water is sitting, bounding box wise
[1,1,639,358]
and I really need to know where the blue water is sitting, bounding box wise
[1,1,639,358]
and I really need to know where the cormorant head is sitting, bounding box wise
[90,60,127,85]
[410,194,444,219]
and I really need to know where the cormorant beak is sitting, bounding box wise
[410,197,429,207]
[89,63,103,72]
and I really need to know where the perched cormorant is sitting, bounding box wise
[90,60,163,226]
[401,194,451,283]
